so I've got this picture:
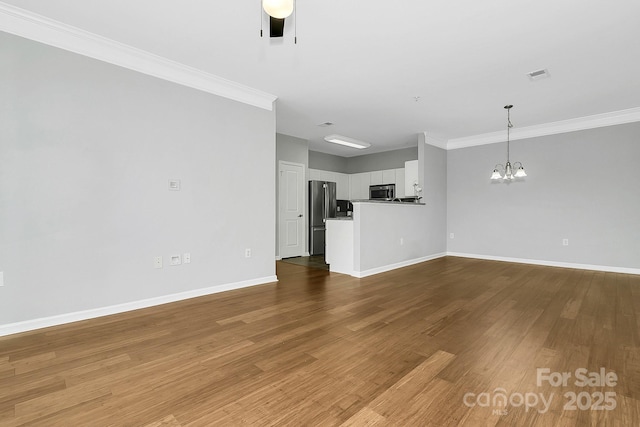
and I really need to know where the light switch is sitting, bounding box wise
[168,179,181,191]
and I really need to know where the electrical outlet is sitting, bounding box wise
[154,256,163,269]
[183,253,191,264]
[400,237,404,246]
[170,254,182,266]
[450,233,455,239]
[562,239,569,246]
[168,179,181,191]
[245,248,252,258]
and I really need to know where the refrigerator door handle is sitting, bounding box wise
[323,184,328,223]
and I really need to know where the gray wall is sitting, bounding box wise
[447,122,640,269]
[276,133,309,257]
[308,146,418,174]
[308,150,348,173]
[0,33,276,326]
[277,133,309,167]
[420,136,448,256]
[346,146,418,174]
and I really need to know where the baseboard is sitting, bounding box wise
[354,252,447,278]
[446,252,640,275]
[0,275,278,338]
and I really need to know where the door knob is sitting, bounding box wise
[298,214,303,217]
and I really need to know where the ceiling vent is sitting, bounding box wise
[527,68,550,81]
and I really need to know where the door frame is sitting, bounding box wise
[277,160,307,259]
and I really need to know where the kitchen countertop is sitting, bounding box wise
[326,217,353,221]
[350,199,425,205]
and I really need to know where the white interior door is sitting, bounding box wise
[279,161,305,258]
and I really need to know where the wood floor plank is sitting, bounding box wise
[143,414,183,427]
[12,384,112,425]
[1,257,639,426]
[366,350,456,417]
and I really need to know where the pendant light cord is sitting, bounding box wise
[505,105,513,164]
[507,108,510,163]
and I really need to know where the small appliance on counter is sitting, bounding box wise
[369,184,395,200]
[336,200,353,217]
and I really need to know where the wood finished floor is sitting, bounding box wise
[1,257,639,426]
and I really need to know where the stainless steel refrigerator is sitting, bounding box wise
[309,180,337,255]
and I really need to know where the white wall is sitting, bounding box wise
[0,33,276,332]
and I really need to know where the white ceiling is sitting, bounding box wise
[4,0,640,157]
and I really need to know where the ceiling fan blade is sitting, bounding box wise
[270,16,285,37]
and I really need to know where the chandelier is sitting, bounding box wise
[491,105,527,180]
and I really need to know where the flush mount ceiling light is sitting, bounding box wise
[491,105,527,181]
[324,134,371,149]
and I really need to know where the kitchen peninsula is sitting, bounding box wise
[325,200,428,278]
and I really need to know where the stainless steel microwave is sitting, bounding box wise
[369,184,395,200]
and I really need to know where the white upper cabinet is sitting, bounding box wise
[311,167,414,200]
[319,170,334,182]
[348,173,361,200]
[405,160,419,196]
[349,172,371,199]
[359,172,371,199]
[382,169,396,185]
[309,168,350,200]
[335,173,349,200]
[308,168,321,181]
[369,170,383,185]
[395,168,405,198]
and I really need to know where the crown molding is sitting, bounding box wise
[446,106,640,150]
[0,2,277,110]
[422,132,448,150]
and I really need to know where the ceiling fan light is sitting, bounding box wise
[262,0,294,19]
